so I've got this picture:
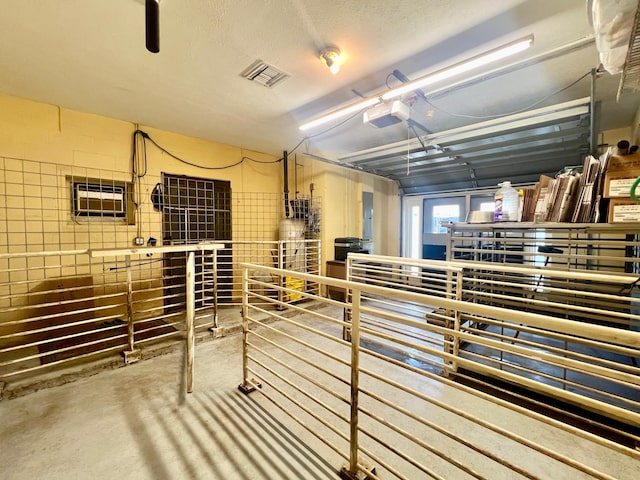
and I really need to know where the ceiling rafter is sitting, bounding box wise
[338,98,591,193]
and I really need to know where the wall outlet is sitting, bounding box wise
[134,236,145,246]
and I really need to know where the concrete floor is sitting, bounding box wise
[1,304,640,480]
[0,324,340,480]
[460,323,640,413]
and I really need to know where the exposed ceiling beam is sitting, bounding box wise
[339,98,590,164]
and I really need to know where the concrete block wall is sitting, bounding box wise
[0,92,401,269]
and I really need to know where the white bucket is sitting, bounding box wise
[280,219,306,271]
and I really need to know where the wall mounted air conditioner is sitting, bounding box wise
[74,183,125,216]
[363,100,410,128]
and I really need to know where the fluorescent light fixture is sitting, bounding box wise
[299,35,533,131]
[299,97,381,131]
[381,35,533,100]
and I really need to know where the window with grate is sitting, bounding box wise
[162,174,231,243]
[161,173,232,309]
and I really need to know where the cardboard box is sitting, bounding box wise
[603,153,640,198]
[607,153,640,170]
[604,171,640,197]
[607,198,640,223]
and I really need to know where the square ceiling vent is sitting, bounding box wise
[240,59,290,88]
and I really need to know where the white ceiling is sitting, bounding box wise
[0,0,638,191]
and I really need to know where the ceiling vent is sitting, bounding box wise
[240,60,290,88]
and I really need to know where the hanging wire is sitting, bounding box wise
[425,70,592,120]
[132,129,281,170]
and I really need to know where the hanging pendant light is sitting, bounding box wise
[146,0,160,53]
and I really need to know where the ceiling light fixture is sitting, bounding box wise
[300,35,534,131]
[320,47,341,74]
[145,0,160,53]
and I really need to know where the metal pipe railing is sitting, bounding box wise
[90,243,223,389]
[347,288,361,477]
[0,243,223,394]
[214,239,320,305]
[239,258,640,480]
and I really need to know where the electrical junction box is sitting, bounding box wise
[363,100,410,128]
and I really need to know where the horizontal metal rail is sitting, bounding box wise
[0,238,322,390]
[0,244,223,393]
[446,223,640,272]
[204,239,321,305]
[240,259,640,480]
[348,254,640,422]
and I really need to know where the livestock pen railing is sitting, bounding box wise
[239,261,640,480]
[346,254,640,439]
[0,243,223,395]
[216,239,321,304]
[0,238,321,395]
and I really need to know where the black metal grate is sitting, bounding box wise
[161,173,232,307]
[162,174,231,243]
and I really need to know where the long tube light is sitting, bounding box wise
[299,97,381,131]
[299,35,534,132]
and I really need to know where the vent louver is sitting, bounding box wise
[240,59,290,88]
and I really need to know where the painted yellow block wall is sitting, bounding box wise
[293,154,400,267]
[0,92,401,262]
[0,91,402,327]
[601,127,632,151]
[372,175,400,255]
[0,92,284,261]
[0,92,283,195]
[0,92,401,341]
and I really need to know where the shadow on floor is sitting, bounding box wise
[119,385,338,480]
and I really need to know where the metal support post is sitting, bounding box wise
[238,266,259,394]
[449,270,463,376]
[277,241,285,309]
[444,263,455,373]
[340,289,376,480]
[123,254,141,364]
[343,256,353,341]
[208,251,224,338]
[186,251,195,393]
